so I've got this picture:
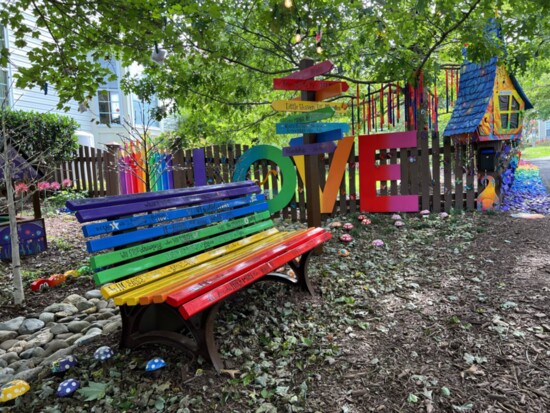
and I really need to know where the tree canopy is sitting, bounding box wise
[1,0,549,144]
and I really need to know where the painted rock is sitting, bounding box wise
[439,212,449,219]
[361,219,371,225]
[94,346,114,362]
[56,379,80,397]
[329,221,342,228]
[343,223,354,231]
[338,248,350,257]
[357,215,367,221]
[420,209,430,216]
[0,380,30,402]
[146,357,166,372]
[339,234,353,243]
[391,214,402,220]
[51,355,77,374]
[372,239,384,247]
[394,220,405,227]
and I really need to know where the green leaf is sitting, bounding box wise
[77,381,108,401]
[452,403,474,411]
[407,393,418,403]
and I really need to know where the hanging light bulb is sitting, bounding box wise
[295,28,301,43]
[284,0,293,8]
[316,41,323,54]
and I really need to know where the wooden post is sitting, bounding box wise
[32,188,41,219]
[300,58,322,231]
[105,143,121,196]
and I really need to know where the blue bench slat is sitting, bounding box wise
[82,193,265,237]
[67,181,257,211]
[86,201,269,253]
[76,185,260,223]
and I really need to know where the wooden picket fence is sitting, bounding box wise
[53,132,480,220]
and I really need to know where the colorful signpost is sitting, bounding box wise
[283,60,334,80]
[271,100,348,114]
[273,78,349,92]
[276,122,350,135]
[281,107,335,123]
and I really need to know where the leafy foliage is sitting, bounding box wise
[0,109,78,168]
[1,0,549,142]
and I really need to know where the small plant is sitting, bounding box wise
[47,189,89,210]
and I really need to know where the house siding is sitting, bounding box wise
[3,8,164,149]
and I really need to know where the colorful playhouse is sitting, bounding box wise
[444,56,533,175]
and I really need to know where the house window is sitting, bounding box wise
[97,58,121,125]
[0,25,8,108]
[133,95,160,128]
[546,121,550,138]
[498,92,520,130]
[98,90,121,125]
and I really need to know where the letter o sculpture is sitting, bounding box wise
[233,145,297,214]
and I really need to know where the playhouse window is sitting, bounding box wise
[498,93,520,130]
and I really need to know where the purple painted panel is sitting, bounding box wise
[193,148,207,186]
[75,184,261,222]
[67,181,257,211]
[0,218,47,261]
[282,141,337,157]
[0,147,41,180]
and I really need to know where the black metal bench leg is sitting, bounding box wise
[118,303,224,372]
[288,250,315,295]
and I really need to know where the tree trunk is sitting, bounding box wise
[2,131,25,305]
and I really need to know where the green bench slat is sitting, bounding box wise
[93,214,273,285]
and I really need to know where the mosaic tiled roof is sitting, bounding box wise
[443,57,497,137]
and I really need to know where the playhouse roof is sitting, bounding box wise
[443,57,534,137]
[443,57,498,137]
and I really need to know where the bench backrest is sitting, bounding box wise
[68,181,273,287]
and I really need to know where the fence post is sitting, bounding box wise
[104,143,121,196]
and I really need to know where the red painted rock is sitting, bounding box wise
[339,234,353,242]
[361,219,371,225]
[343,223,354,231]
[357,215,367,221]
[394,220,405,228]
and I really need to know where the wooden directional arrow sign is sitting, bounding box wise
[284,60,334,80]
[316,83,343,101]
[280,107,335,124]
[273,78,350,92]
[283,141,337,157]
[289,129,344,146]
[272,100,348,114]
[276,122,349,135]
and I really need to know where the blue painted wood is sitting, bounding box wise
[82,193,265,237]
[282,142,336,157]
[86,201,269,253]
[76,185,260,223]
[276,122,349,135]
[67,181,257,211]
[289,129,344,146]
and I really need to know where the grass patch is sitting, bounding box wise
[521,143,550,160]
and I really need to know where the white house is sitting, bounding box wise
[0,12,166,149]
[535,120,550,144]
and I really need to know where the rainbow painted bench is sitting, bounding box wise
[68,181,330,371]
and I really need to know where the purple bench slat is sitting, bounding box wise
[67,181,257,211]
[75,185,261,223]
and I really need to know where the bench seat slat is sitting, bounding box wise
[166,227,327,307]
[100,228,281,299]
[83,193,264,237]
[94,215,273,285]
[68,181,257,211]
[142,229,314,305]
[179,230,332,319]
[87,201,268,253]
[113,231,300,306]
[76,185,260,223]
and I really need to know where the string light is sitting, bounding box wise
[295,28,301,43]
[284,0,293,8]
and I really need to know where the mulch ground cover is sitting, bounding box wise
[0,211,549,412]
